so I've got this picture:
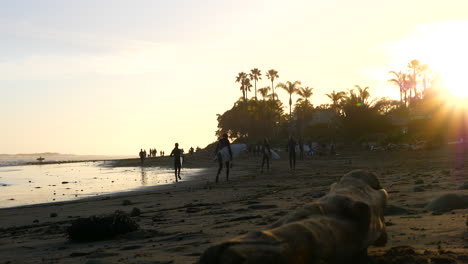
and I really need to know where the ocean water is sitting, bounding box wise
[0,161,205,208]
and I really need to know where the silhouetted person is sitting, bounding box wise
[288,136,296,171]
[261,138,272,173]
[139,149,145,164]
[299,139,304,160]
[170,143,182,182]
[215,133,232,183]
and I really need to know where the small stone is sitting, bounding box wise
[122,200,132,206]
[414,179,424,184]
[50,213,58,218]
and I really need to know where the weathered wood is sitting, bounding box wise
[199,170,388,264]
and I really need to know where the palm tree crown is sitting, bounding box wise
[277,81,301,119]
[266,69,279,100]
[297,86,313,105]
[235,72,248,101]
[258,86,271,101]
[250,68,262,100]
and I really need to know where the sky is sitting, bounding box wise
[1,0,468,155]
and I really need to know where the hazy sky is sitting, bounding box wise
[1,0,467,155]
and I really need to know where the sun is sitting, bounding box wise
[385,20,468,98]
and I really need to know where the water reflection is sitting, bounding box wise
[140,166,147,186]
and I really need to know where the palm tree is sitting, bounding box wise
[277,81,301,119]
[388,70,406,105]
[420,64,430,96]
[354,85,373,105]
[407,59,420,99]
[266,69,279,101]
[250,68,262,100]
[258,86,271,101]
[235,72,248,101]
[296,86,313,106]
[326,90,346,113]
[243,77,252,101]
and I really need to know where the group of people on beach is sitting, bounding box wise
[139,135,336,184]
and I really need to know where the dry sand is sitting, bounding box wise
[0,149,467,264]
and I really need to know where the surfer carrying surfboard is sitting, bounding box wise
[170,143,183,182]
[214,133,233,183]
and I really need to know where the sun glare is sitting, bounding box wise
[386,20,468,98]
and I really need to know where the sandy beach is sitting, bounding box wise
[1,148,467,264]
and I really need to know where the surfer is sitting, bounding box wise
[288,136,296,171]
[214,133,233,183]
[261,138,272,173]
[170,143,183,182]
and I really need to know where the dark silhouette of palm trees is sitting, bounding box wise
[326,90,346,114]
[388,70,407,106]
[408,59,420,99]
[250,68,262,100]
[266,69,279,101]
[236,72,249,101]
[258,86,271,101]
[297,86,314,106]
[243,77,252,101]
[277,81,301,120]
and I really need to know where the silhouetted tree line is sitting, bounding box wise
[216,61,467,146]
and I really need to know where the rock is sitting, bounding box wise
[458,182,468,190]
[33,219,39,223]
[50,212,58,218]
[425,194,468,212]
[130,207,141,217]
[122,200,132,206]
[414,179,424,184]
[413,186,425,192]
[67,210,139,241]
[61,181,69,184]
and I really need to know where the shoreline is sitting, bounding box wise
[0,150,467,263]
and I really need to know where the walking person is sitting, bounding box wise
[139,149,145,164]
[288,136,297,171]
[261,138,272,173]
[214,133,233,183]
[170,143,183,182]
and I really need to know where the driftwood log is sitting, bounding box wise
[199,170,388,264]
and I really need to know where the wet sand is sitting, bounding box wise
[0,149,467,263]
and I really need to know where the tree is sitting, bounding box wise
[236,72,248,101]
[420,64,430,96]
[407,59,421,100]
[277,81,301,120]
[243,77,252,101]
[250,68,262,100]
[326,90,346,114]
[258,86,271,101]
[266,69,279,100]
[297,86,313,106]
[387,71,406,106]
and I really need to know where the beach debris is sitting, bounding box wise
[130,207,141,217]
[458,182,468,190]
[199,170,388,264]
[61,181,69,184]
[425,194,468,212]
[414,179,424,184]
[122,199,132,206]
[67,210,139,241]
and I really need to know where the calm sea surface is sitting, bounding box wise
[0,161,205,208]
